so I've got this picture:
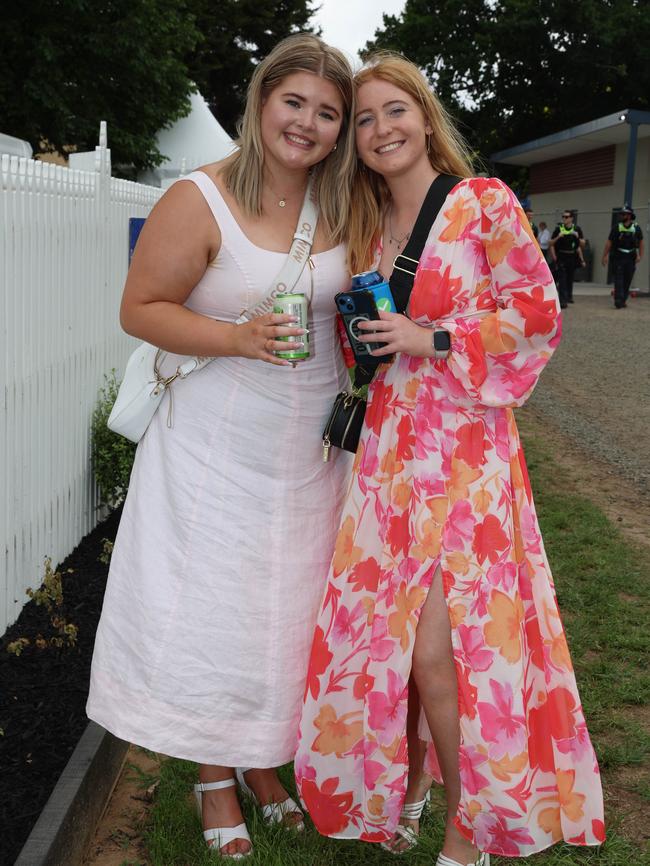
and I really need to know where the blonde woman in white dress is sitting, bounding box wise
[87,34,356,858]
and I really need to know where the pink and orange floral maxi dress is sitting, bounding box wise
[295,178,605,856]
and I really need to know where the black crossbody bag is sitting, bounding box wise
[322,174,461,460]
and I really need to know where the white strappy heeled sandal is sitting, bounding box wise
[380,791,430,853]
[436,852,490,866]
[194,778,252,859]
[235,767,305,831]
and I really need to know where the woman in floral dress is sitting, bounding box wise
[296,53,605,866]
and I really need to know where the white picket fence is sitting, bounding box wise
[0,130,162,634]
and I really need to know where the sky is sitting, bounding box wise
[313,0,407,65]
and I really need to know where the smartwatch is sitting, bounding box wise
[432,328,451,360]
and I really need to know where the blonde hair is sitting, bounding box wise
[221,33,356,245]
[348,51,475,274]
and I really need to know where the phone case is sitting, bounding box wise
[335,289,392,364]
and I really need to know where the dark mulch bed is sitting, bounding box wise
[0,508,122,866]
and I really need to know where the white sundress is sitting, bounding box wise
[86,170,353,766]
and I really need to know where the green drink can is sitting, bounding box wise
[272,293,310,361]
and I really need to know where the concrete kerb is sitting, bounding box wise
[569,281,649,297]
[572,281,610,295]
[14,722,128,866]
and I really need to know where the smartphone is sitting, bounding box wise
[335,289,392,364]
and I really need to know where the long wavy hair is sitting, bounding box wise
[348,52,475,274]
[220,34,356,245]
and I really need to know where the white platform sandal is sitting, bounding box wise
[380,792,430,853]
[436,852,490,866]
[194,778,252,859]
[235,767,305,831]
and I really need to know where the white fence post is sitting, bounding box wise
[0,127,162,634]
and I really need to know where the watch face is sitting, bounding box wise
[433,330,451,351]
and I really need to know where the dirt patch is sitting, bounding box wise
[83,745,162,866]
[518,407,650,551]
[603,764,650,847]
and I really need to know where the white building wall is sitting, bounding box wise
[0,143,162,634]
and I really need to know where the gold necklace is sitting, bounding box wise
[266,182,307,209]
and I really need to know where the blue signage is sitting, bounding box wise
[128,217,146,265]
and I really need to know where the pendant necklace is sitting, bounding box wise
[388,204,411,248]
[267,182,306,209]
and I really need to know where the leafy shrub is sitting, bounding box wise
[98,538,114,564]
[91,370,136,510]
[6,558,77,654]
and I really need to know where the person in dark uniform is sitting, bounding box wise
[549,209,585,307]
[602,205,645,309]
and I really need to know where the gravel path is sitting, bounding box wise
[524,292,650,499]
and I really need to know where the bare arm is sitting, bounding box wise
[120,181,302,366]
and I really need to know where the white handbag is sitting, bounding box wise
[107,176,319,443]
[106,345,210,443]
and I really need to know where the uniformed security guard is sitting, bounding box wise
[549,210,586,308]
[602,206,645,309]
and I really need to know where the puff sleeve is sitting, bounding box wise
[439,178,561,409]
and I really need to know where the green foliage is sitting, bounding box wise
[0,0,320,170]
[25,556,70,612]
[0,0,201,172]
[6,558,78,654]
[99,538,115,565]
[6,637,30,657]
[91,371,136,510]
[516,427,650,779]
[366,0,650,164]
[185,0,319,136]
[145,758,641,864]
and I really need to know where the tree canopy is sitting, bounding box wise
[0,0,201,172]
[0,0,318,171]
[366,0,650,166]
[187,0,319,136]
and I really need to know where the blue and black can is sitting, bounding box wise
[350,270,396,313]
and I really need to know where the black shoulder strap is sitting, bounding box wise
[354,173,461,387]
[390,173,461,313]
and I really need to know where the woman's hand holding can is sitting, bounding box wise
[229,312,307,366]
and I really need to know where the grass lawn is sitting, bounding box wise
[133,427,650,865]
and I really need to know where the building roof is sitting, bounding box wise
[491,109,650,166]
